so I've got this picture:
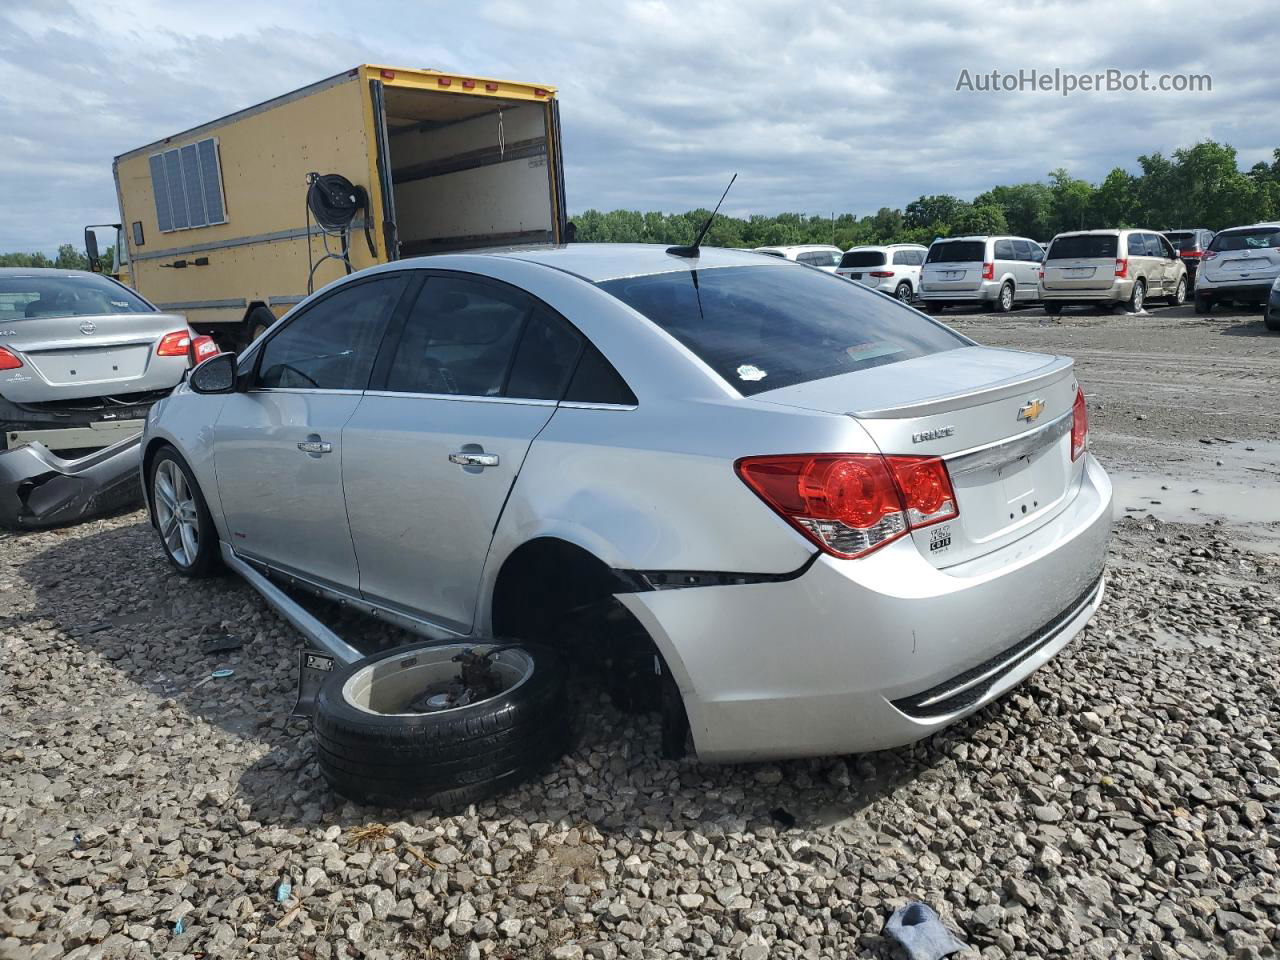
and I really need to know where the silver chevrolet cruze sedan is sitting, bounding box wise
[142,245,1112,761]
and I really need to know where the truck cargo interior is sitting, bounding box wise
[383,87,558,255]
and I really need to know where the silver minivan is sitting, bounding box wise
[1193,222,1280,313]
[919,236,1044,313]
[1039,229,1188,315]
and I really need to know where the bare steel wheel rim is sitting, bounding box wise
[154,460,199,567]
[342,646,535,717]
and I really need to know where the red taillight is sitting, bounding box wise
[869,270,894,278]
[1115,258,1128,278]
[191,335,219,362]
[1201,250,1218,262]
[980,262,994,281]
[157,330,193,357]
[1071,387,1088,462]
[1181,249,1202,258]
[0,346,22,370]
[736,453,957,560]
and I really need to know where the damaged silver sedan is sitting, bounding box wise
[0,268,214,528]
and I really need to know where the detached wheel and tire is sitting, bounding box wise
[313,642,570,809]
[148,448,222,577]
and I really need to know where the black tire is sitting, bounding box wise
[1168,277,1187,306]
[924,302,944,314]
[1043,303,1063,316]
[1127,280,1146,314]
[894,282,912,303]
[1194,295,1213,315]
[245,306,276,347]
[147,447,222,577]
[313,642,570,809]
[994,282,1015,313]
[1266,309,1280,332]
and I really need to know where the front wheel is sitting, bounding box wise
[1168,277,1187,306]
[148,448,222,577]
[894,282,912,303]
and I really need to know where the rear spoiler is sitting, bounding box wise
[849,356,1074,420]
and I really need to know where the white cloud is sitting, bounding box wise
[0,0,1275,252]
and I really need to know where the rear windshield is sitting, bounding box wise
[597,265,967,396]
[839,251,886,268]
[927,241,986,263]
[1163,232,1199,250]
[1208,227,1280,252]
[1046,235,1118,260]
[0,275,153,321]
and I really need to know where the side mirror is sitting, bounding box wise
[189,352,239,394]
[84,228,101,272]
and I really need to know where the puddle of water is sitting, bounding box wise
[1111,473,1280,524]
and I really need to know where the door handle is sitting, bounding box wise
[449,451,499,468]
[297,439,332,455]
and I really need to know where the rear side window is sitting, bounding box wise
[1013,240,1038,261]
[505,309,583,401]
[1048,235,1118,260]
[258,275,407,390]
[564,343,637,405]
[1209,228,1280,252]
[926,241,985,263]
[993,239,1016,260]
[839,250,886,268]
[1126,234,1147,256]
[1141,234,1164,257]
[598,265,966,397]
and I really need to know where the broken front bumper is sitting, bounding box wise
[0,433,143,531]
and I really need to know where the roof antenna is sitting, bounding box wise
[667,173,737,258]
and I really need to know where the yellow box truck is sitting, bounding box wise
[95,65,567,347]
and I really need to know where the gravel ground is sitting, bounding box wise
[2,306,1278,960]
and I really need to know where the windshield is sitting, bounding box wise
[927,241,986,263]
[1046,235,1118,260]
[0,274,154,321]
[1208,228,1280,252]
[1163,232,1198,251]
[839,250,886,268]
[598,265,966,396]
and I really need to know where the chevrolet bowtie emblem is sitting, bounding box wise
[1017,398,1046,423]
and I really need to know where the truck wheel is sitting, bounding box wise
[313,642,571,809]
[245,306,276,348]
[148,447,222,577]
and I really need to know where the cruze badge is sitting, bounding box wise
[1017,398,1046,423]
[912,425,954,443]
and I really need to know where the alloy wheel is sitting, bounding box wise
[154,460,199,567]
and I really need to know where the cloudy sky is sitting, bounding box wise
[1,0,1275,253]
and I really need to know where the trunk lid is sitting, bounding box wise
[1042,234,1119,292]
[0,311,192,403]
[755,345,1081,567]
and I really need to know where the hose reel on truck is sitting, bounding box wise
[304,172,377,294]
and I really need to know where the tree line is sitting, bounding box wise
[572,140,1280,248]
[0,244,115,272]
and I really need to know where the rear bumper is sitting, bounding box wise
[620,454,1113,761]
[1,394,159,451]
[919,280,1002,303]
[1195,280,1275,301]
[1039,279,1131,303]
[0,432,143,530]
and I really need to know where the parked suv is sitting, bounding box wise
[1193,222,1280,314]
[752,245,844,272]
[1039,229,1188,314]
[919,236,1044,313]
[835,244,928,301]
[1162,228,1215,287]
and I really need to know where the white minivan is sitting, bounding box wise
[919,236,1045,313]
